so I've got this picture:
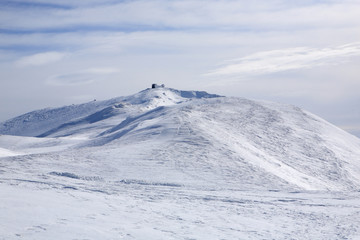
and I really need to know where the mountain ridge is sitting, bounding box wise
[0,88,221,137]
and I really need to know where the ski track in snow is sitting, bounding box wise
[1,87,360,239]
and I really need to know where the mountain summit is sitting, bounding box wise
[1,87,359,191]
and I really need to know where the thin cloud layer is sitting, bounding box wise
[46,68,119,86]
[15,51,67,66]
[207,43,360,76]
[1,0,360,32]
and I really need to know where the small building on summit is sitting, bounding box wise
[152,83,165,89]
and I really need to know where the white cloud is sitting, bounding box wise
[207,42,360,76]
[16,52,67,66]
[46,68,119,86]
[84,68,120,74]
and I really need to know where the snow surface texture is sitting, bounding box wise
[1,87,360,239]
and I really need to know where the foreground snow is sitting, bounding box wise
[2,183,360,240]
[1,87,360,239]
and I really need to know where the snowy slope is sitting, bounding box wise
[1,87,360,239]
[0,146,18,157]
[0,134,83,157]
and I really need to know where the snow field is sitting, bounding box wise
[1,183,360,240]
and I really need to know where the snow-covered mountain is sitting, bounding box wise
[1,87,360,239]
[1,87,359,191]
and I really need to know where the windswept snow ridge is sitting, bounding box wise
[1,87,360,239]
[0,88,221,137]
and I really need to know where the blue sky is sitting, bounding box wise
[1,0,360,137]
